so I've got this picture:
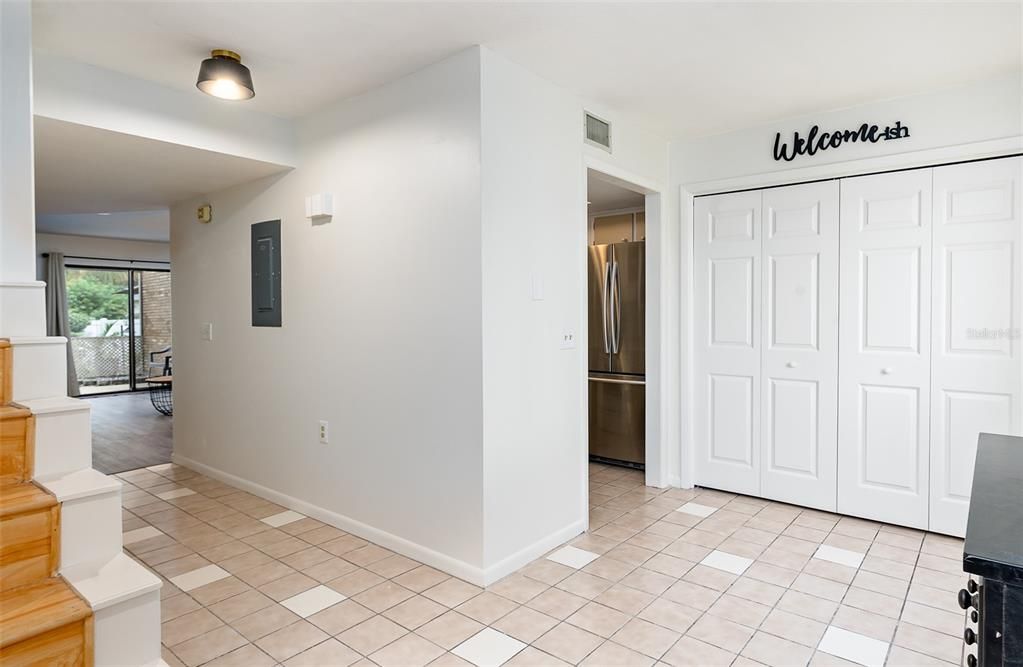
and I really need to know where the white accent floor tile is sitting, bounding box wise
[261,509,306,527]
[281,584,346,617]
[699,549,753,575]
[546,545,600,569]
[453,628,527,667]
[676,502,718,518]
[169,564,230,592]
[123,526,164,544]
[818,625,889,667]
[156,487,196,500]
[814,544,865,568]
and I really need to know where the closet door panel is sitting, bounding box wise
[761,181,839,510]
[930,157,1022,536]
[694,191,762,495]
[838,169,932,529]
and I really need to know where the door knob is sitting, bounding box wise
[958,589,978,610]
[786,361,798,368]
[881,367,893,375]
[964,628,977,645]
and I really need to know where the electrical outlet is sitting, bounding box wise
[318,420,329,444]
[201,322,213,341]
[560,330,576,349]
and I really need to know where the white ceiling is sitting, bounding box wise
[588,171,645,213]
[33,2,1021,139]
[34,116,290,217]
[36,210,171,242]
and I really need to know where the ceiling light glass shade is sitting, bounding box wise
[196,50,254,100]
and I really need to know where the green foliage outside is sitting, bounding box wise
[66,269,129,335]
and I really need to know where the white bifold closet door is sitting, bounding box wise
[695,183,838,506]
[761,182,839,510]
[838,169,933,529]
[929,158,1022,536]
[694,191,762,495]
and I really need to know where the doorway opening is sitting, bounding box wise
[585,167,662,512]
[56,256,174,474]
[65,264,172,395]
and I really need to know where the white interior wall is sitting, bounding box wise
[169,44,671,583]
[479,48,586,577]
[0,0,36,283]
[35,233,170,279]
[668,73,1023,487]
[673,74,1022,188]
[171,48,487,577]
[33,54,297,168]
[477,48,670,581]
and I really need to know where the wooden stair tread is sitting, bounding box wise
[0,482,57,518]
[0,577,91,649]
[0,406,31,420]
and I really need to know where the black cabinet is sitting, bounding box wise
[961,433,1023,667]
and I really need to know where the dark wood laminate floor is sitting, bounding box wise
[87,392,173,474]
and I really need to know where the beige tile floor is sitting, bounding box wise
[117,462,969,667]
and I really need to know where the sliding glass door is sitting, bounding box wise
[66,265,171,395]
[134,270,173,384]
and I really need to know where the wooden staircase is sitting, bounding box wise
[0,340,95,666]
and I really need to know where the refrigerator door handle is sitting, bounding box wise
[601,261,611,354]
[610,260,621,354]
[589,376,645,385]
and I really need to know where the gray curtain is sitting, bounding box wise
[45,252,80,397]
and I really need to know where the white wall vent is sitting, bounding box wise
[584,112,612,152]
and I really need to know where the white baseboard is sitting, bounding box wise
[173,454,587,587]
[172,454,485,584]
[481,519,585,586]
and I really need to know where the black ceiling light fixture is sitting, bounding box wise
[196,49,254,100]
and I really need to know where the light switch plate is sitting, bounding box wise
[202,323,213,341]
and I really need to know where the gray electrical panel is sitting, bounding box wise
[251,220,282,327]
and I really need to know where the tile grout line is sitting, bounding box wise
[126,463,966,667]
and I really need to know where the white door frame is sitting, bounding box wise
[583,155,671,500]
[679,136,1023,493]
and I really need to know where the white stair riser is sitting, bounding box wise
[0,282,46,337]
[60,491,123,570]
[94,589,161,667]
[33,409,92,478]
[12,341,67,400]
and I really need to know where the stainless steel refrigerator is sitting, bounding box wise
[588,241,645,468]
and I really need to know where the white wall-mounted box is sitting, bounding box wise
[305,193,333,221]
